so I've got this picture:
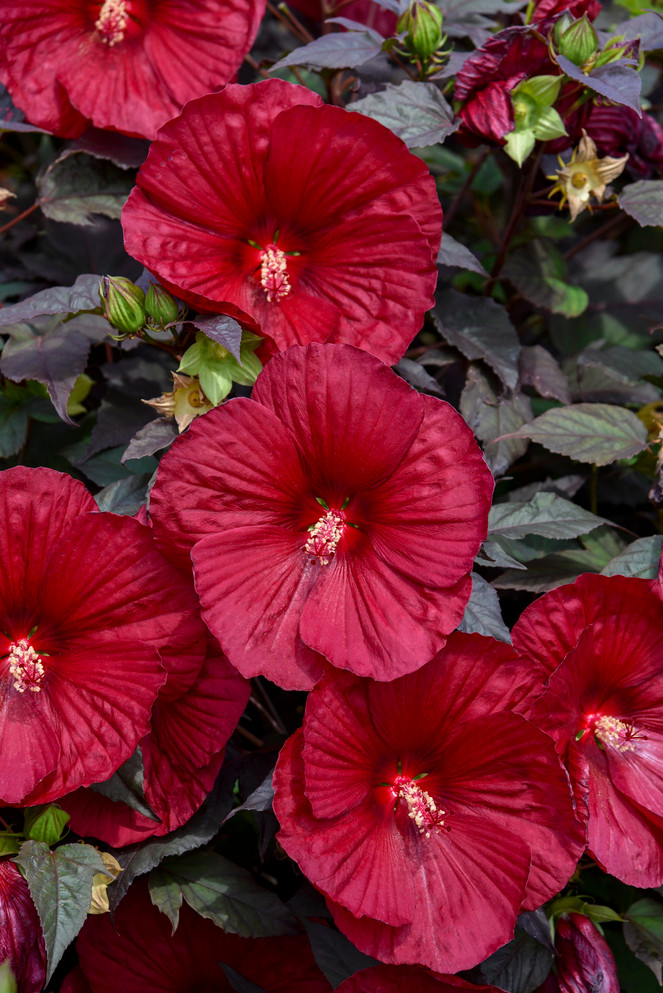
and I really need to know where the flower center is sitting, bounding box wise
[305,510,345,566]
[95,0,130,46]
[571,170,589,190]
[7,639,45,694]
[392,775,446,838]
[260,245,292,304]
[593,715,641,752]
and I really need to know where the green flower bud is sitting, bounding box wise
[552,12,573,46]
[145,282,180,326]
[99,276,146,334]
[558,15,598,67]
[397,0,444,60]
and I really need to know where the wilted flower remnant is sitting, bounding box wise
[144,373,213,433]
[149,343,493,689]
[0,860,45,993]
[273,633,583,974]
[122,79,443,365]
[539,913,620,993]
[514,573,663,886]
[548,131,629,220]
[0,0,267,139]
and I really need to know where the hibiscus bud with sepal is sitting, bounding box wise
[144,283,180,327]
[99,276,146,335]
[557,15,598,67]
[504,75,567,165]
[551,914,620,992]
[397,0,445,61]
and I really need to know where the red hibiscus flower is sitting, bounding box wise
[61,634,249,846]
[121,80,442,365]
[531,0,601,27]
[538,913,619,993]
[0,0,265,139]
[454,28,552,142]
[337,965,503,993]
[149,343,493,690]
[513,573,663,887]
[286,0,397,35]
[273,633,584,974]
[0,859,45,993]
[68,880,331,993]
[0,466,206,807]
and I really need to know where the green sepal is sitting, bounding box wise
[178,331,263,406]
[503,129,536,167]
[514,74,564,108]
[0,961,17,993]
[531,106,568,141]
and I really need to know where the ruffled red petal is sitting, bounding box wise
[336,966,503,993]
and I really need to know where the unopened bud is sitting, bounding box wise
[558,15,598,66]
[145,282,179,326]
[397,0,444,60]
[99,276,146,334]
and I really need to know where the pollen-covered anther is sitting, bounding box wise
[260,245,292,303]
[305,510,345,566]
[7,639,45,694]
[95,0,130,46]
[394,777,446,838]
[594,715,639,752]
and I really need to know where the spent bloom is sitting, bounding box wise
[122,80,442,365]
[149,343,493,689]
[273,634,583,974]
[548,131,628,220]
[0,466,206,807]
[514,572,663,887]
[540,913,619,993]
[0,0,266,139]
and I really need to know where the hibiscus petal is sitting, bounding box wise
[150,398,314,571]
[365,394,493,587]
[192,527,325,689]
[252,343,423,496]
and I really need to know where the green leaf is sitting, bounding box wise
[556,54,642,115]
[394,358,444,397]
[624,898,663,983]
[618,181,663,227]
[122,419,178,464]
[347,81,459,148]
[0,275,102,327]
[109,779,235,911]
[0,393,28,458]
[94,474,152,515]
[503,241,588,317]
[303,919,379,988]
[519,345,571,403]
[433,289,520,390]
[148,852,299,937]
[23,805,70,846]
[601,535,663,578]
[89,746,161,822]
[37,149,134,226]
[458,572,511,642]
[270,31,383,71]
[0,832,23,857]
[437,233,488,275]
[509,403,649,465]
[460,365,533,476]
[189,314,242,361]
[479,926,554,993]
[15,840,106,982]
[488,491,609,541]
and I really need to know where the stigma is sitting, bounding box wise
[7,639,45,693]
[593,715,641,753]
[95,0,130,46]
[393,776,446,838]
[305,510,345,566]
[260,245,292,303]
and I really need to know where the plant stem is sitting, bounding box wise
[0,200,40,236]
[443,149,489,230]
[564,210,626,262]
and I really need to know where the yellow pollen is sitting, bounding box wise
[594,715,639,753]
[95,0,129,46]
[7,639,45,694]
[304,510,344,566]
[395,778,445,838]
[260,246,292,304]
[571,171,589,189]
